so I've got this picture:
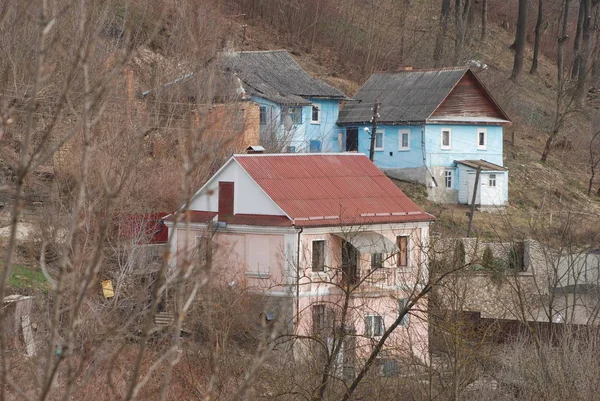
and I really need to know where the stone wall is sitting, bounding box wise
[434,239,554,321]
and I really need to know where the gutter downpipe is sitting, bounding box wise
[295,225,303,327]
[421,123,438,187]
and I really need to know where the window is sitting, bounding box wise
[444,170,453,189]
[282,106,302,125]
[311,103,321,124]
[309,140,322,153]
[398,298,409,326]
[399,130,410,150]
[380,358,399,377]
[375,130,384,151]
[396,236,408,267]
[441,128,452,149]
[259,106,267,125]
[365,315,384,337]
[477,128,487,149]
[489,174,497,187]
[312,240,325,272]
[370,253,384,270]
[312,304,327,333]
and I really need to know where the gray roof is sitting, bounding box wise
[222,50,348,105]
[337,68,469,124]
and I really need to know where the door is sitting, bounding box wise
[341,240,359,285]
[346,127,358,152]
[467,172,481,205]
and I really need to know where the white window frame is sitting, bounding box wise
[365,314,384,337]
[444,169,453,189]
[477,128,487,150]
[398,129,410,151]
[311,103,321,124]
[488,173,497,187]
[441,128,452,150]
[375,129,384,151]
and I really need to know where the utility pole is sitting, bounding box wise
[466,167,481,237]
[368,101,380,161]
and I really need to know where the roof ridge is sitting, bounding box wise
[233,152,368,157]
[373,66,469,74]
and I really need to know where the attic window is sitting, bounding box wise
[477,128,487,149]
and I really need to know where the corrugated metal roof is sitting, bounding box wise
[235,154,434,227]
[337,68,469,124]
[456,159,508,171]
[222,50,348,105]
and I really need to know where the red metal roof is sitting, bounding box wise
[235,154,434,227]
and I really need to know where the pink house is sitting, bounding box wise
[164,153,434,373]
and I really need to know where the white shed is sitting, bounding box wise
[456,160,508,206]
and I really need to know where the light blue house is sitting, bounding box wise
[222,50,349,152]
[336,68,511,206]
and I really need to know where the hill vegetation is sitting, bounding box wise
[1,0,600,400]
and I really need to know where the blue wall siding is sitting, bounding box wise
[251,96,341,152]
[425,124,503,167]
[344,123,504,169]
[352,124,424,169]
[305,98,342,152]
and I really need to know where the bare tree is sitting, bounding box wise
[454,0,472,65]
[588,129,600,195]
[434,0,452,67]
[573,0,594,106]
[511,0,530,81]
[530,0,544,74]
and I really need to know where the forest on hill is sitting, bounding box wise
[0,0,600,400]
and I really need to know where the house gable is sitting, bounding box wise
[189,158,289,218]
[429,71,510,123]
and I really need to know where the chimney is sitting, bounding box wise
[218,181,234,221]
[246,145,265,154]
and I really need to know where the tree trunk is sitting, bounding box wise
[481,0,488,41]
[572,1,585,80]
[574,0,592,106]
[541,134,553,162]
[530,0,544,74]
[434,0,452,67]
[454,0,472,65]
[510,0,530,81]
[557,0,571,89]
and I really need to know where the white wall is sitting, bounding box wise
[189,159,286,216]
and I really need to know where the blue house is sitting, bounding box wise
[222,50,349,153]
[336,67,511,206]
